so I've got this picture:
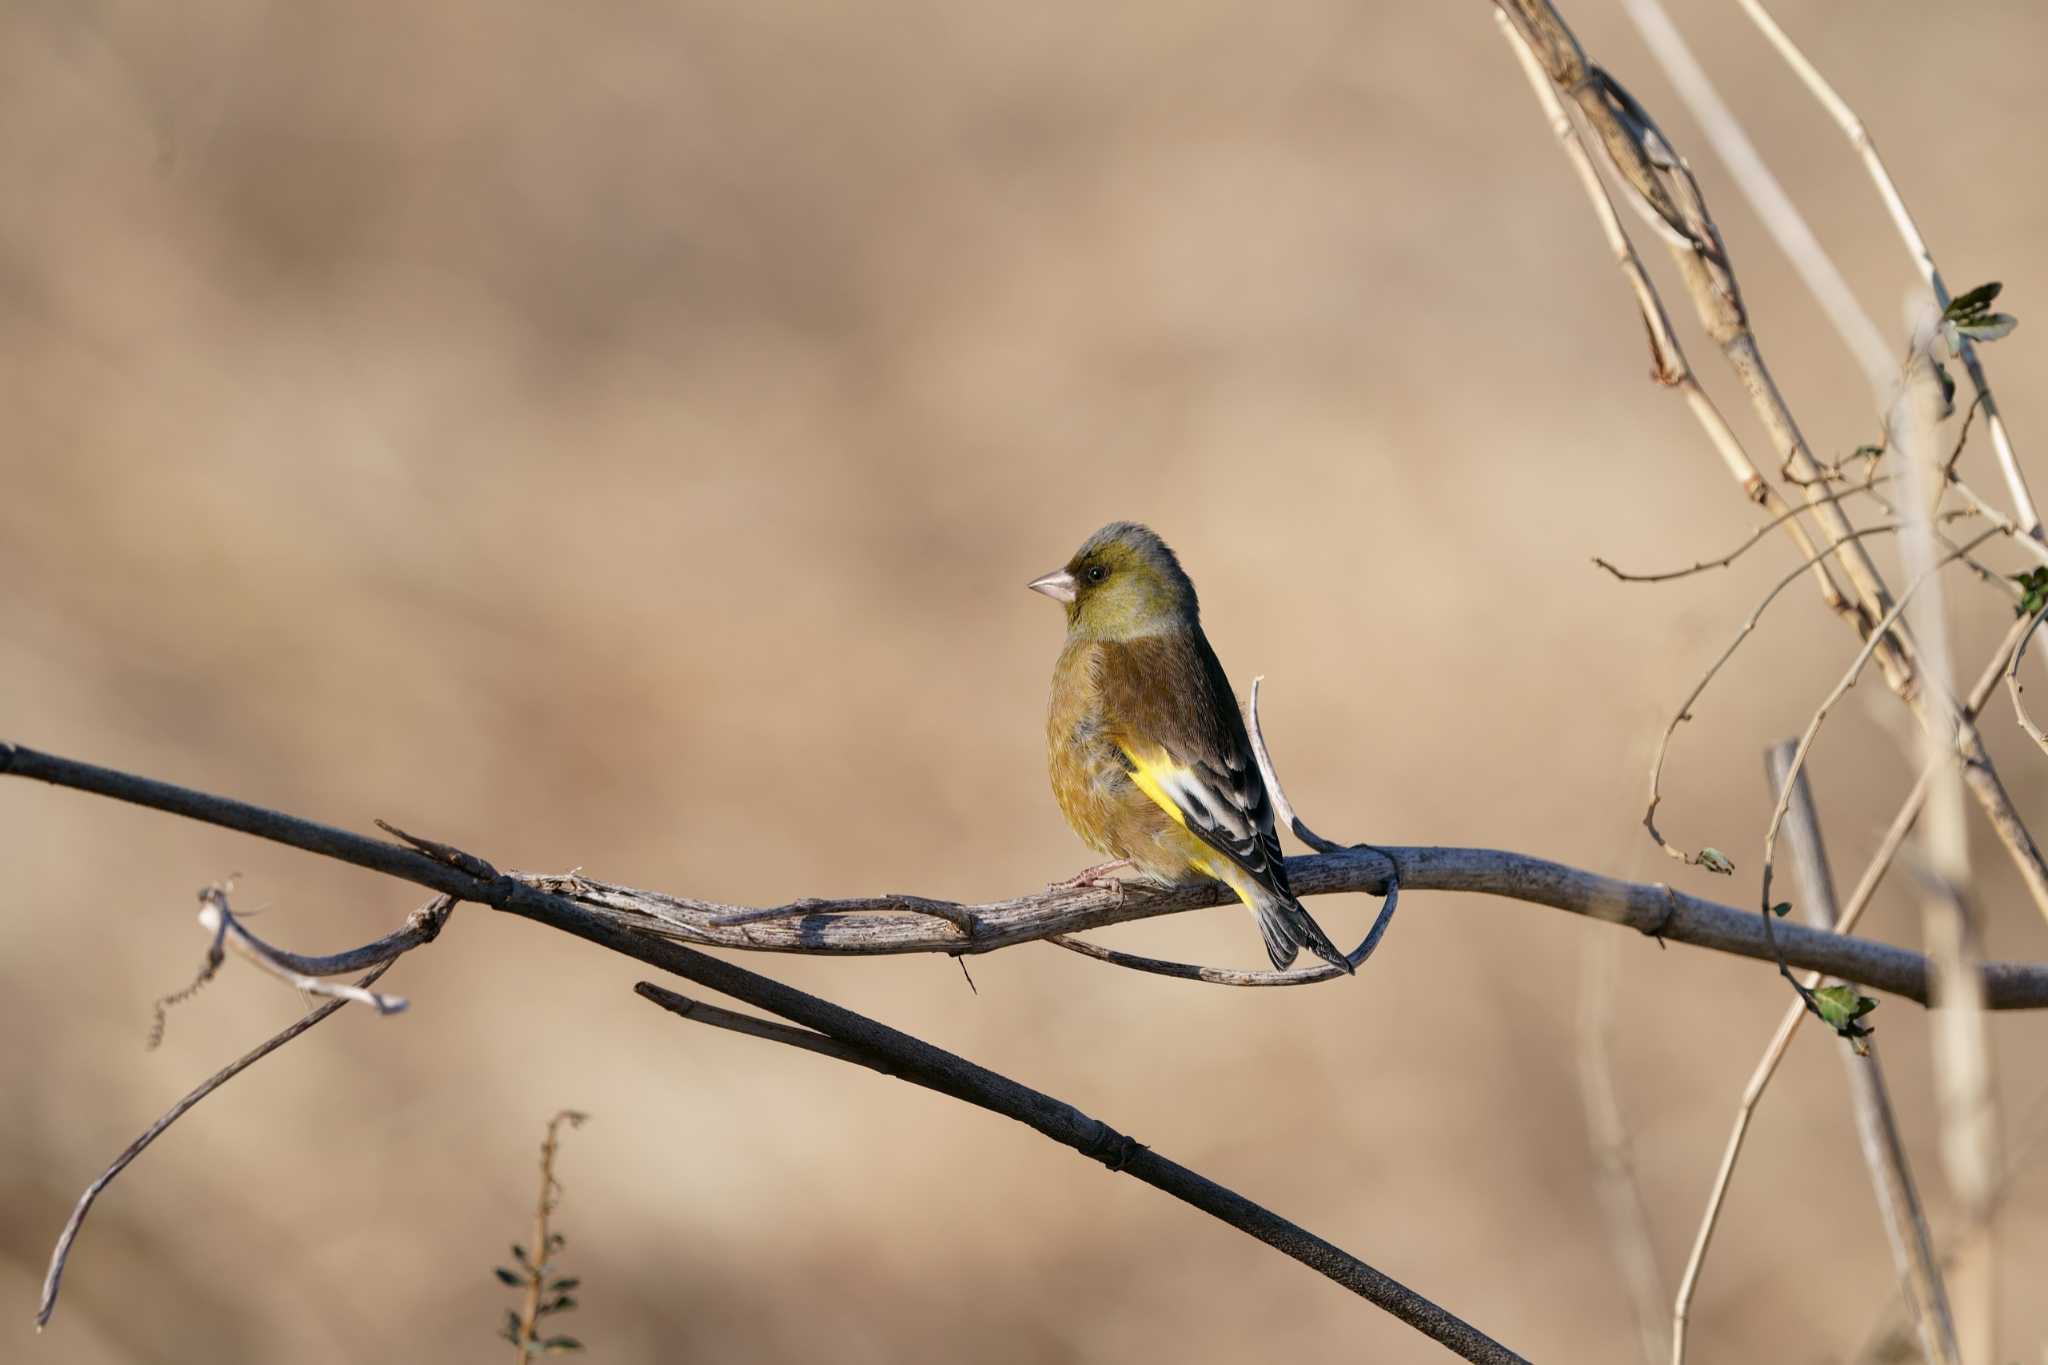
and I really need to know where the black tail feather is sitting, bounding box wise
[1252,890,1355,974]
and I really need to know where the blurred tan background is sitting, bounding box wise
[4,1,2047,1360]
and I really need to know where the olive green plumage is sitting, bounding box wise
[1030,522,1352,973]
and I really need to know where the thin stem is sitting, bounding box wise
[1758,530,2002,972]
[1622,0,1893,390]
[1643,523,1922,869]
[1593,476,1890,584]
[1046,880,1399,986]
[2006,601,2048,752]
[511,1110,585,1362]
[38,960,399,1328]
[1729,0,2040,538]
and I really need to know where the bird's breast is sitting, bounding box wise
[1045,639,1184,870]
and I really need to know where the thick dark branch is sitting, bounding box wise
[6,742,2048,1008]
[5,741,1527,1357]
[629,982,1527,1364]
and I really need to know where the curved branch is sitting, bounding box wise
[1593,474,1890,584]
[7,742,2048,1010]
[1047,881,1400,986]
[1643,523,1922,870]
[195,885,437,1014]
[2006,600,2048,753]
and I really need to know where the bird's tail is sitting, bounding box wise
[1247,884,1355,974]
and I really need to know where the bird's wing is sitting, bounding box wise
[1100,633,1293,897]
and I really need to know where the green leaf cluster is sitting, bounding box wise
[2013,567,2048,619]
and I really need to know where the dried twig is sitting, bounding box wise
[503,1110,588,1361]
[1641,523,1946,871]
[1757,529,2003,1010]
[1493,10,1857,625]
[37,891,452,1326]
[2006,600,2048,752]
[1620,0,1893,390]
[1592,476,1890,584]
[38,958,401,1328]
[148,900,231,1049]
[1729,0,2040,537]
[1497,0,1912,690]
[196,885,417,1014]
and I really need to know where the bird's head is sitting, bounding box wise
[1028,521,1199,639]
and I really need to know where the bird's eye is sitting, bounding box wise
[1085,564,1109,584]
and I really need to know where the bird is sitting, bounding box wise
[1028,521,1353,973]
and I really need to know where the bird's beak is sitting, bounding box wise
[1027,568,1078,603]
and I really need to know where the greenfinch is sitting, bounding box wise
[1030,522,1353,973]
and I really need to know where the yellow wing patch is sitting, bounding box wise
[1117,744,1264,911]
[1121,747,1191,831]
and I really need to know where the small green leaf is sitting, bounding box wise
[547,1233,567,1250]
[1697,847,1735,875]
[543,1337,585,1354]
[513,1244,532,1269]
[495,1267,524,1287]
[1770,901,1792,918]
[548,1278,581,1293]
[1812,984,1878,1048]
[1852,444,1883,461]
[1934,362,1957,409]
[1943,281,2002,321]
[2013,568,2048,618]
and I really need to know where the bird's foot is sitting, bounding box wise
[1048,859,1132,896]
